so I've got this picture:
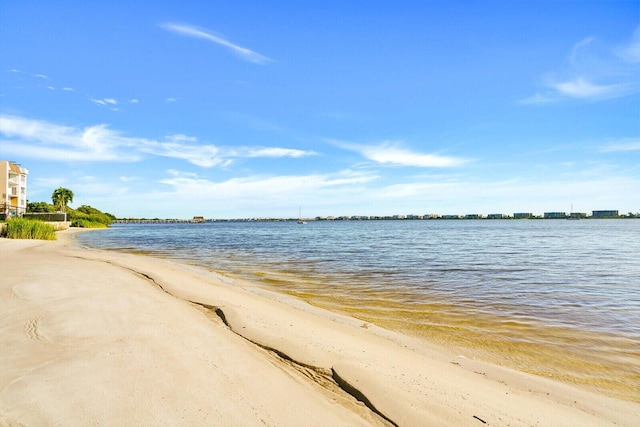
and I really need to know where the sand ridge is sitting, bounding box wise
[1,229,638,426]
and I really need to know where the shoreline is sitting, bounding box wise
[77,223,640,403]
[282,285,640,403]
[1,229,638,426]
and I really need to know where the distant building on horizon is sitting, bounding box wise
[513,212,533,219]
[592,210,619,218]
[1,160,28,219]
[464,214,482,219]
[544,212,566,219]
[569,212,587,219]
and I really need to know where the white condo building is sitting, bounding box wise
[1,160,29,218]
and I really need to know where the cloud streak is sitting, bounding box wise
[601,138,640,152]
[159,169,376,196]
[553,78,632,99]
[0,115,141,162]
[150,168,379,217]
[104,166,640,219]
[0,115,315,166]
[521,28,640,104]
[615,27,640,63]
[238,147,316,158]
[90,97,119,110]
[335,140,468,168]
[161,23,272,64]
[3,68,140,110]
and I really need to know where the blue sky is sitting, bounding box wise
[1,1,639,218]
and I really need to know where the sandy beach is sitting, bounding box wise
[1,229,638,426]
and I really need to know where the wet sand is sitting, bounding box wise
[278,285,640,403]
[1,229,638,426]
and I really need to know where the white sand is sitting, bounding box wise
[1,229,638,426]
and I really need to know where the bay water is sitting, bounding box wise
[76,219,640,401]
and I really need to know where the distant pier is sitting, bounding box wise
[114,218,205,224]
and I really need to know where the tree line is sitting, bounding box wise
[27,187,116,228]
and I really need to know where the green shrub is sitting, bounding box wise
[71,218,108,228]
[2,218,57,240]
[69,205,114,226]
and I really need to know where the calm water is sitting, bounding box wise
[77,219,640,401]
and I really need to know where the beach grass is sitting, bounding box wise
[1,217,57,240]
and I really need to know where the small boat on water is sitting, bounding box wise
[297,207,307,224]
[567,204,580,220]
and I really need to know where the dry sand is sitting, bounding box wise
[1,229,638,426]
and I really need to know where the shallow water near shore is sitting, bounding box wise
[77,219,640,401]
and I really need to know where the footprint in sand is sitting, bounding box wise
[24,315,48,342]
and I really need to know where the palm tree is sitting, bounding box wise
[51,187,74,214]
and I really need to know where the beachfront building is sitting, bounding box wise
[592,210,619,218]
[1,160,28,219]
[487,213,505,219]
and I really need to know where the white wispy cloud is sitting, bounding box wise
[615,27,640,63]
[0,115,316,166]
[601,138,640,152]
[154,169,378,216]
[335,140,468,168]
[161,23,272,64]
[140,140,229,168]
[6,69,137,109]
[371,176,639,212]
[107,165,640,219]
[242,147,316,158]
[160,169,375,192]
[0,115,141,162]
[140,136,316,167]
[90,97,119,106]
[522,28,640,104]
[89,98,118,111]
[553,77,631,99]
[35,168,377,216]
